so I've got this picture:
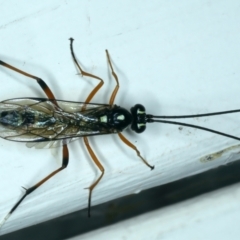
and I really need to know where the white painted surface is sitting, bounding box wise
[0,0,240,235]
[73,183,240,240]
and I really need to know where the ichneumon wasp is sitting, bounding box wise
[0,38,240,228]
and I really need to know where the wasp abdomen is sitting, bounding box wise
[0,108,56,128]
[0,110,25,127]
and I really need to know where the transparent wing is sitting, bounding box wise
[25,138,79,149]
[0,98,112,148]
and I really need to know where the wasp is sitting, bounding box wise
[0,38,240,228]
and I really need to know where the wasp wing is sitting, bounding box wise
[25,138,79,149]
[0,98,113,148]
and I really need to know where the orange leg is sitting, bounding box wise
[83,137,104,217]
[105,50,119,105]
[0,145,69,228]
[118,133,154,170]
[0,60,57,105]
[69,38,104,106]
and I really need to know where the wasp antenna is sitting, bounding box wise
[147,109,240,119]
[148,119,240,141]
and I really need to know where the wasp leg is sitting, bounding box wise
[69,38,104,105]
[105,50,119,105]
[118,133,154,170]
[0,60,56,102]
[83,137,104,217]
[0,144,69,228]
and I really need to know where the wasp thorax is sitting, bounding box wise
[130,104,146,133]
[99,106,133,132]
